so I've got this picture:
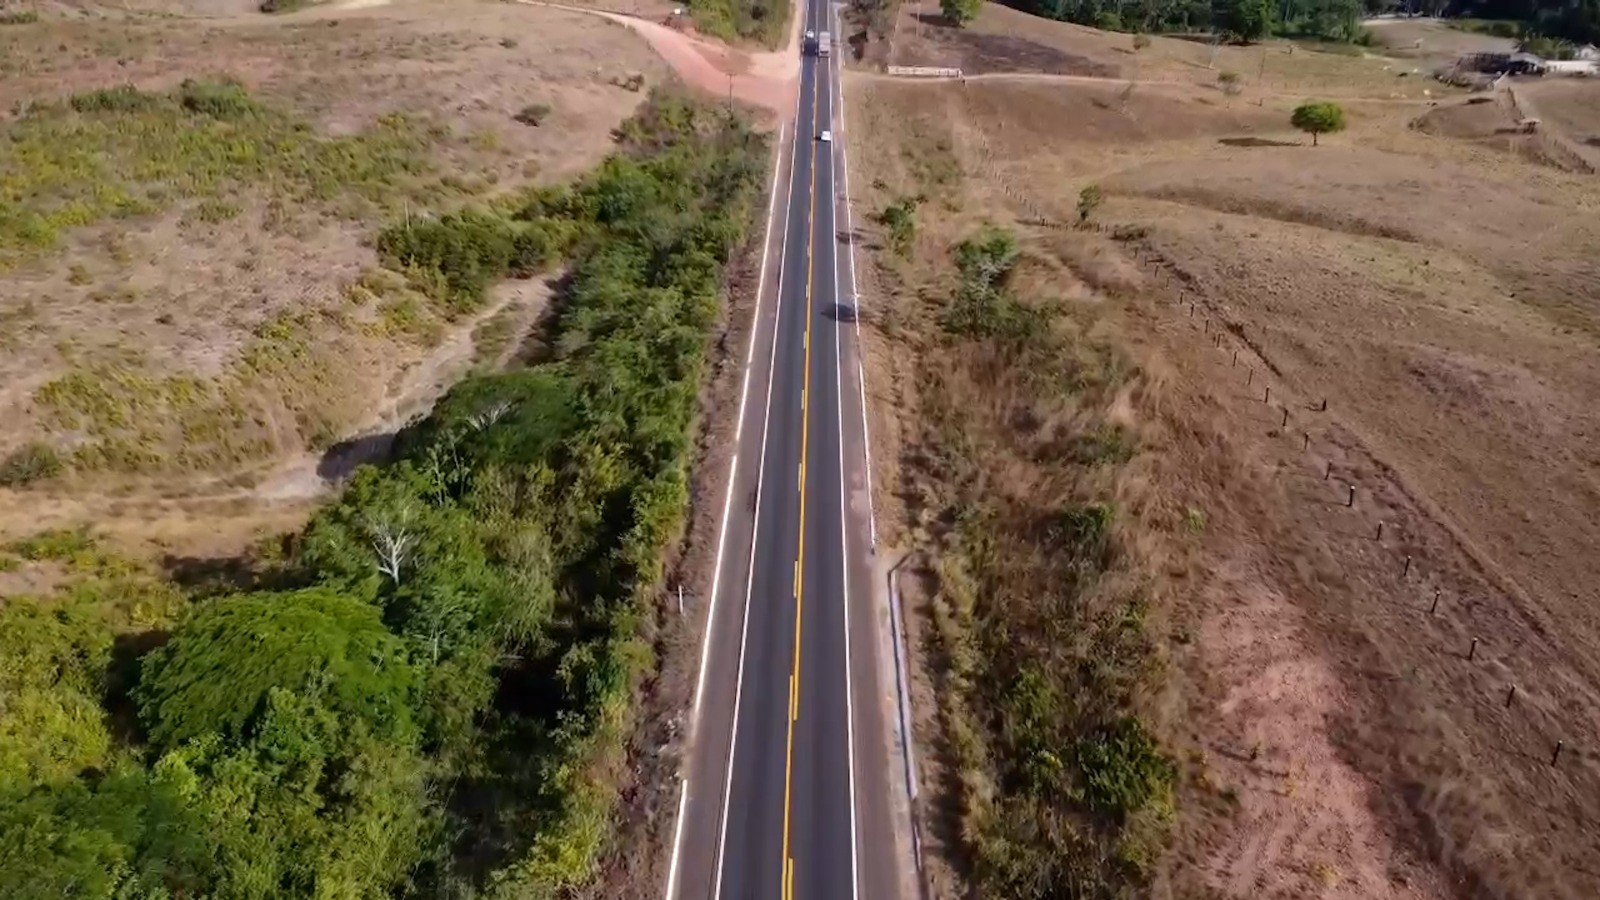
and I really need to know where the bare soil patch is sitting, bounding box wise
[844,41,1600,900]
[1412,95,1578,171]
[893,10,1116,76]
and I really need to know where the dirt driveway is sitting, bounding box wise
[523,1,800,115]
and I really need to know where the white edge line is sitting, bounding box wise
[665,773,693,898]
[827,7,861,899]
[668,108,789,900]
[832,8,877,553]
[706,67,807,900]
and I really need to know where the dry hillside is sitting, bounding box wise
[844,31,1600,900]
[862,1,1448,100]
[0,0,669,553]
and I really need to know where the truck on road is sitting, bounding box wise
[818,30,831,56]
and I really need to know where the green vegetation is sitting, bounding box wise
[0,91,766,898]
[689,0,790,46]
[1291,99,1346,145]
[920,226,1174,897]
[942,0,985,26]
[1219,0,1273,41]
[878,196,922,256]
[1077,183,1103,224]
[0,9,39,24]
[514,102,553,127]
[0,441,62,486]
[1448,0,1600,47]
[0,79,450,269]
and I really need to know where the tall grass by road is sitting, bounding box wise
[918,226,1176,897]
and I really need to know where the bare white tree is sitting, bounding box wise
[366,504,418,586]
[372,525,416,585]
[466,400,513,432]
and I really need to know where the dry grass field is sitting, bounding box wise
[844,24,1600,900]
[0,0,669,553]
[867,1,1452,99]
[1364,16,1515,65]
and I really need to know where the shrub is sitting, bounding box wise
[877,196,920,256]
[1132,33,1151,50]
[1218,70,1242,96]
[940,0,981,26]
[1077,183,1103,224]
[0,9,40,23]
[514,102,552,127]
[0,442,63,486]
[1074,717,1176,817]
[69,85,162,114]
[177,78,262,120]
[377,211,520,310]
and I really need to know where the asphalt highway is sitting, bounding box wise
[668,1,900,897]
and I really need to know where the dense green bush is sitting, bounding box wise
[378,210,522,311]
[137,588,418,749]
[0,602,117,788]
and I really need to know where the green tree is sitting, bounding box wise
[0,764,212,899]
[1219,0,1272,41]
[941,0,983,25]
[136,588,419,750]
[1291,100,1346,146]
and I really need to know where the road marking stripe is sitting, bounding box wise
[780,20,821,897]
[823,8,862,894]
[706,75,804,900]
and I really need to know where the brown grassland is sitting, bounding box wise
[0,0,669,555]
[847,13,1600,900]
[875,1,1446,99]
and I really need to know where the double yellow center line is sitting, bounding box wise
[779,30,823,900]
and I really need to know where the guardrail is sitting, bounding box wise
[885,65,963,78]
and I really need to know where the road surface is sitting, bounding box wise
[667,1,902,898]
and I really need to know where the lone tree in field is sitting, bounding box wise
[940,0,982,27]
[1077,184,1103,224]
[1291,101,1346,146]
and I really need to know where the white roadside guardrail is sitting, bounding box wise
[885,65,964,78]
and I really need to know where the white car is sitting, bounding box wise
[819,130,832,142]
[804,29,816,52]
